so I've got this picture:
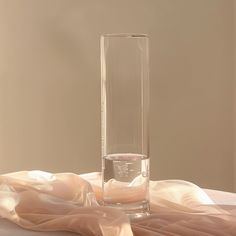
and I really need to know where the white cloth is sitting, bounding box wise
[0,171,235,236]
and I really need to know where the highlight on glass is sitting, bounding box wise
[101,33,150,218]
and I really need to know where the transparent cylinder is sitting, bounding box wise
[101,34,150,218]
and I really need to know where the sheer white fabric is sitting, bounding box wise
[0,171,235,236]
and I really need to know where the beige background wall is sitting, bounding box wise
[234,0,236,192]
[0,0,234,191]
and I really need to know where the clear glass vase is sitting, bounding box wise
[101,34,150,218]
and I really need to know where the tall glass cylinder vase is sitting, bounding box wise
[101,34,149,218]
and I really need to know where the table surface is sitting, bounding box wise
[0,189,235,236]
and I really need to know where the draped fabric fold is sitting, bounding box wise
[0,171,235,236]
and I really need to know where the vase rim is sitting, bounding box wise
[101,33,148,38]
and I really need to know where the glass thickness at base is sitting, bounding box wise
[103,200,150,220]
[102,153,150,218]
